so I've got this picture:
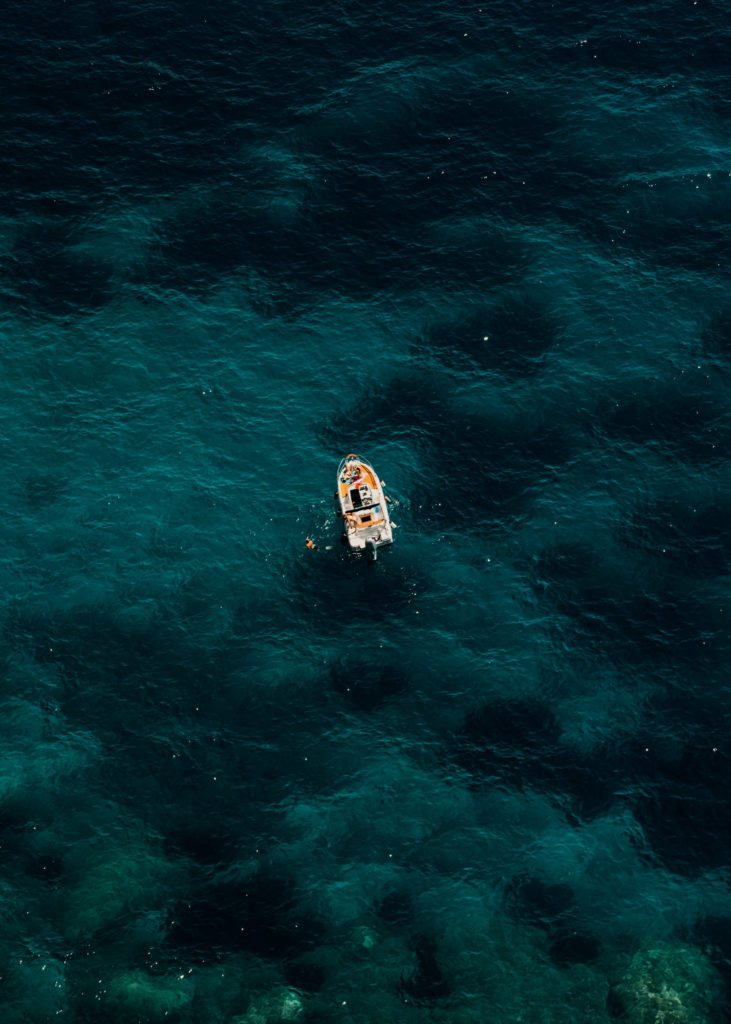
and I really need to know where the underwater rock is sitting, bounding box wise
[350,924,377,951]
[191,957,272,1021]
[3,953,67,1022]
[234,985,304,1024]
[58,832,183,940]
[104,969,194,1020]
[609,941,724,1024]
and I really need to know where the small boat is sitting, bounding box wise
[336,453,393,559]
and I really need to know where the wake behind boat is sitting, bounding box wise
[336,453,393,559]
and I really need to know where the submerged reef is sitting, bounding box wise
[609,942,725,1024]
[103,969,195,1020]
[233,985,304,1024]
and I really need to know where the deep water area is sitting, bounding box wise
[2,1,731,1022]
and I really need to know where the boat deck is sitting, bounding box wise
[338,464,377,509]
[337,456,390,544]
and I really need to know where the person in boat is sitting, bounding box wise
[341,461,358,483]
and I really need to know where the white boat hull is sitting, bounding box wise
[336,454,393,553]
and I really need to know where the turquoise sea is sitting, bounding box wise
[2,1,731,1021]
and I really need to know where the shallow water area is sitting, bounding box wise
[2,0,731,1022]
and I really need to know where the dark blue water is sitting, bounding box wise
[2,1,731,1021]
